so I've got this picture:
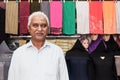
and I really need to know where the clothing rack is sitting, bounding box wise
[10,35,81,40]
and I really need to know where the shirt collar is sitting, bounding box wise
[26,40,51,49]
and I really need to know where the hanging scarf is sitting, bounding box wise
[20,1,30,34]
[50,1,62,35]
[76,1,89,34]
[40,1,50,34]
[30,0,40,14]
[62,1,76,35]
[5,1,18,34]
[116,1,120,34]
[89,1,103,34]
[103,1,117,34]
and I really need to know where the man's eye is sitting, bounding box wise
[41,24,47,28]
[33,24,38,28]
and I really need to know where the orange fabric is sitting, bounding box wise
[103,1,117,34]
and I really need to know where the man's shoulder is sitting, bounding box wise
[13,43,28,53]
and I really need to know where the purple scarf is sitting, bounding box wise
[88,35,102,53]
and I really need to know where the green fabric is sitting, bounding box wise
[30,1,40,14]
[62,1,76,35]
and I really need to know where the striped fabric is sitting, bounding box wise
[5,1,18,34]
[76,1,89,34]
[50,1,62,35]
[103,1,117,34]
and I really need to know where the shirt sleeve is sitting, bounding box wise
[8,51,20,80]
[58,49,69,80]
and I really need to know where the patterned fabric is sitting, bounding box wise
[5,1,18,34]
[89,1,103,34]
[103,1,117,34]
[20,1,30,34]
[76,1,89,34]
[63,1,76,35]
[50,1,62,35]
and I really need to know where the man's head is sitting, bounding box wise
[28,11,49,42]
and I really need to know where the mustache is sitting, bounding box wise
[35,31,44,34]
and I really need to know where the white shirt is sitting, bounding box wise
[8,40,69,80]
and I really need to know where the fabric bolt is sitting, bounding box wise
[5,1,18,34]
[116,1,120,34]
[103,1,117,34]
[20,1,30,34]
[30,1,40,14]
[89,1,103,34]
[66,39,92,80]
[0,1,5,9]
[76,1,89,34]
[40,1,50,34]
[50,1,62,35]
[63,1,76,35]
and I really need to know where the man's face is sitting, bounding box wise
[28,16,48,42]
[103,34,110,41]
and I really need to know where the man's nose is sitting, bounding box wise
[38,26,42,31]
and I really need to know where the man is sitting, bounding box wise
[8,11,69,80]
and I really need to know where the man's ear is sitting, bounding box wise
[27,26,30,33]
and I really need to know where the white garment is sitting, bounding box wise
[8,40,69,80]
[76,1,89,34]
[116,1,120,34]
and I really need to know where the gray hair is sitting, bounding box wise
[27,11,49,28]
